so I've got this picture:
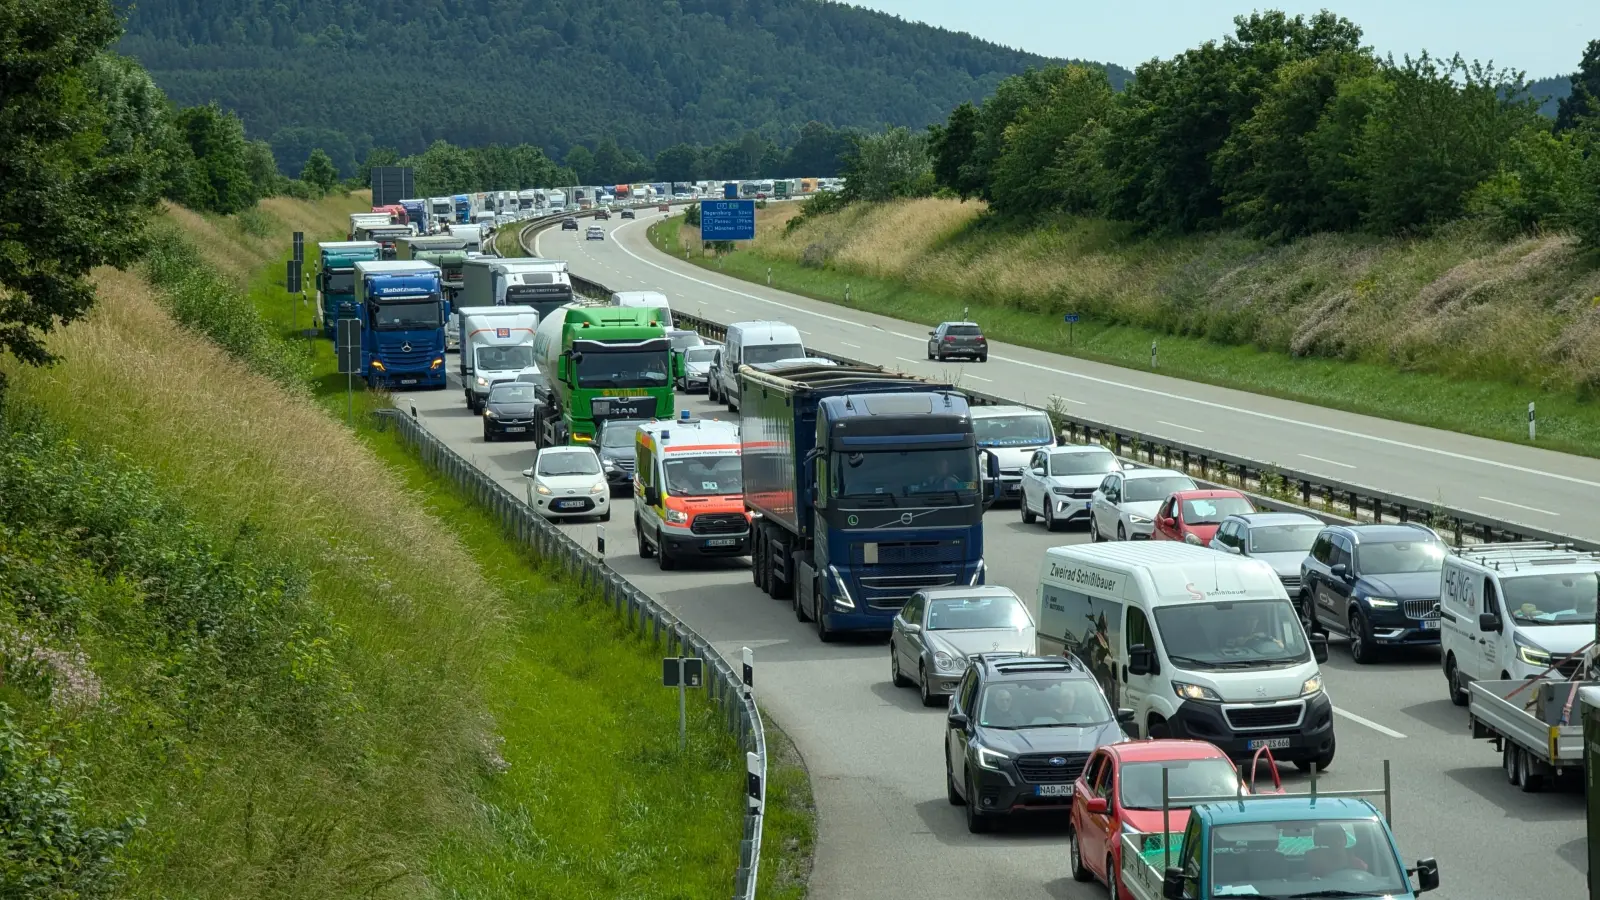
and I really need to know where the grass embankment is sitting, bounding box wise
[652,200,1600,456]
[0,193,810,898]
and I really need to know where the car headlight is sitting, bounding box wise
[1171,681,1222,702]
[934,651,963,673]
[476,376,488,386]
[1517,642,1552,667]
[1129,514,1151,525]
[1300,675,1323,697]
[1051,486,1072,495]
[484,408,497,418]
[602,459,618,471]
[590,482,606,494]
[1184,533,1201,545]
[665,509,688,525]
[1363,595,1398,608]
[535,482,552,495]
[975,745,1011,772]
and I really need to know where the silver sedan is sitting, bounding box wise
[889,586,1036,706]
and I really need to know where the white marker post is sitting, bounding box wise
[596,524,606,557]
[747,750,764,814]
[1151,340,1158,369]
[1529,402,1536,442]
[742,646,754,697]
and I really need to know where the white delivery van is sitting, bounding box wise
[461,307,540,411]
[611,290,673,327]
[969,405,1056,504]
[1441,542,1600,702]
[1036,542,1335,770]
[709,321,805,411]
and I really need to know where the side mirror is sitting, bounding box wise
[522,468,536,478]
[1413,857,1439,893]
[1478,612,1501,633]
[1161,516,1176,528]
[1330,563,1349,581]
[1086,797,1109,814]
[1162,868,1185,900]
[1116,707,1136,724]
[1031,466,1045,476]
[1127,644,1155,677]
[1310,634,1330,664]
[928,330,937,337]
[645,486,661,506]
[947,711,969,730]
[903,623,922,634]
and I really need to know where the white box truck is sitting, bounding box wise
[459,306,540,411]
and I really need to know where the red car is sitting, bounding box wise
[1151,489,1254,545]
[1069,740,1257,897]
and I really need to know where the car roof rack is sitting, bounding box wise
[984,655,1081,673]
[1454,541,1600,570]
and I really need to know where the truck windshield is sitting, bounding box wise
[325,271,354,293]
[1502,572,1599,625]
[742,343,805,366]
[575,349,669,388]
[1120,758,1241,809]
[835,449,978,501]
[976,678,1111,728]
[1152,599,1309,668]
[665,456,742,496]
[974,414,1052,446]
[476,345,534,371]
[1208,818,1407,897]
[372,299,442,329]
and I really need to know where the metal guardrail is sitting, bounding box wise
[373,407,766,898]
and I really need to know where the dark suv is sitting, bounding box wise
[561,217,578,231]
[944,655,1132,833]
[1300,523,1446,664]
[927,321,988,361]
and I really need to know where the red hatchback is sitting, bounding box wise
[1069,740,1250,897]
[1151,489,1254,545]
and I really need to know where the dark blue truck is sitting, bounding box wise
[741,362,998,641]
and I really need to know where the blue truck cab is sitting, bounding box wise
[452,194,472,224]
[400,199,429,232]
[316,241,382,339]
[740,362,999,641]
[352,260,447,390]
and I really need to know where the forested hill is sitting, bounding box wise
[117,0,1130,174]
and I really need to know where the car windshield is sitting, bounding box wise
[684,347,717,365]
[973,414,1052,446]
[537,451,600,477]
[926,595,1030,631]
[575,350,670,388]
[670,332,702,351]
[1120,758,1242,809]
[1248,523,1323,554]
[742,343,806,366]
[489,384,536,404]
[476,345,534,370]
[977,678,1112,728]
[664,455,743,496]
[1124,475,1197,503]
[1152,599,1310,668]
[834,449,978,502]
[1049,450,1119,477]
[372,299,442,329]
[1501,572,1600,625]
[1208,818,1407,897]
[1357,539,1444,575]
[1182,496,1255,525]
[598,420,645,449]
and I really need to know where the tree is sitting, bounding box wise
[782,121,853,177]
[358,147,401,187]
[0,0,156,371]
[1556,39,1600,132]
[411,140,480,195]
[242,139,281,198]
[653,143,701,182]
[928,102,980,198]
[300,148,338,193]
[840,127,932,203]
[564,145,594,184]
[590,136,627,184]
[174,103,259,214]
[988,66,1114,218]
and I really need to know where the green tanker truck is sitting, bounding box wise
[529,300,679,446]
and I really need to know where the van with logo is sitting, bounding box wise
[634,412,750,569]
[1036,542,1334,771]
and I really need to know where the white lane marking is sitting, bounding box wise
[1055,397,1087,406]
[1478,496,1559,516]
[962,373,992,382]
[890,331,920,341]
[841,342,861,349]
[604,219,1600,495]
[1300,454,1356,470]
[894,357,925,366]
[800,330,813,336]
[1332,706,1407,739]
[1158,420,1203,434]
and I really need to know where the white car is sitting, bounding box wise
[1019,444,1125,531]
[1088,468,1197,541]
[523,446,610,521]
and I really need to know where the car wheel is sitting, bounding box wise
[1044,500,1059,532]
[1348,610,1375,664]
[1445,654,1468,707]
[927,345,935,360]
[483,426,493,442]
[1295,736,1335,773]
[1069,828,1092,882]
[964,775,991,833]
[1147,717,1169,740]
[1117,522,1127,541]
[599,506,610,523]
[979,354,988,363]
[946,751,964,805]
[891,644,911,687]
[1020,494,1036,525]
[1090,514,1103,542]
[636,519,655,559]
[920,665,941,707]
[1107,860,1121,900]
[657,539,677,570]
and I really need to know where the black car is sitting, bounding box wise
[1301,522,1446,663]
[560,217,579,231]
[621,208,636,219]
[928,321,988,361]
[595,417,647,494]
[944,655,1132,833]
[482,382,539,442]
[594,208,611,220]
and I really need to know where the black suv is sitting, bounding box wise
[944,655,1132,833]
[1301,523,1446,664]
[594,208,611,220]
[560,217,579,230]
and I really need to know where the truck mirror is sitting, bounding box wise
[1477,612,1501,633]
[645,486,661,507]
[1127,645,1155,676]
[556,354,569,381]
[985,451,1000,480]
[1162,868,1185,899]
[1413,857,1439,892]
[1310,634,1329,664]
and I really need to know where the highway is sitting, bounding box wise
[390,212,1587,899]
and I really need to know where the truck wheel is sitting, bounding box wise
[1517,748,1542,792]
[770,547,792,600]
[658,544,677,571]
[751,530,767,591]
[1445,654,1468,707]
[793,580,810,622]
[816,602,837,642]
[1068,828,1092,881]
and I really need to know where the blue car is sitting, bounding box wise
[1300,523,1446,663]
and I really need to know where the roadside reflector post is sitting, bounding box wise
[596,524,606,557]
[747,750,763,813]
[1162,766,1171,870]
[1151,340,1158,369]
[662,656,703,752]
[742,646,754,696]
[766,266,772,286]
[1529,402,1536,441]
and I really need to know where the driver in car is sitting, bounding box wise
[1305,823,1369,878]
[1224,610,1286,653]
[984,688,1019,727]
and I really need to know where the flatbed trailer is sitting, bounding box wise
[1468,676,1590,791]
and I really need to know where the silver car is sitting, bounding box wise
[677,344,718,392]
[889,586,1036,707]
[1209,511,1325,600]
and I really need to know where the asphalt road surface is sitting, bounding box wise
[384,215,1586,899]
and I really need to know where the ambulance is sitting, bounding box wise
[633,412,751,569]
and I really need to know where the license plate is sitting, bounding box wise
[1422,619,1440,630]
[557,500,585,509]
[503,426,525,433]
[1035,784,1073,797]
[1247,738,1291,750]
[706,538,737,547]
[398,378,418,385]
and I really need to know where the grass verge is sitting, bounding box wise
[649,214,1600,457]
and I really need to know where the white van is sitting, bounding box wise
[969,405,1055,503]
[461,306,540,411]
[709,321,805,411]
[1036,542,1335,770]
[1441,542,1600,702]
[610,290,673,327]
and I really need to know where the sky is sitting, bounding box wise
[849,1,1592,78]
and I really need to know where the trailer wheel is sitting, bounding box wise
[1517,748,1542,792]
[1503,741,1520,786]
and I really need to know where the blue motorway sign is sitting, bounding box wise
[1063,313,1080,323]
[699,200,756,241]
[723,182,739,199]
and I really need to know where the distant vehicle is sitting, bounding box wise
[1208,512,1324,597]
[621,208,636,219]
[522,446,609,521]
[970,404,1054,504]
[1089,468,1198,542]
[928,321,988,361]
[1019,444,1125,531]
[1150,489,1255,545]
[889,586,1035,707]
[586,226,605,240]
[1301,523,1446,664]
[658,203,671,212]
[482,381,538,442]
[594,208,610,220]
[561,217,579,231]
[677,344,717,392]
[708,321,805,411]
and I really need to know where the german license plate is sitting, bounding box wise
[557,500,585,509]
[1422,619,1440,630]
[706,538,737,547]
[1247,738,1291,750]
[1035,784,1073,797]
[398,378,418,385]
[504,426,525,433]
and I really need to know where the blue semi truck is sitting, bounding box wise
[352,260,448,390]
[316,241,382,339]
[452,194,472,224]
[741,362,998,641]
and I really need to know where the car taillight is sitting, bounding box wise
[976,337,986,343]
[944,336,955,342]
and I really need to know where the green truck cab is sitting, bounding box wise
[530,301,680,446]
[1119,773,1438,900]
